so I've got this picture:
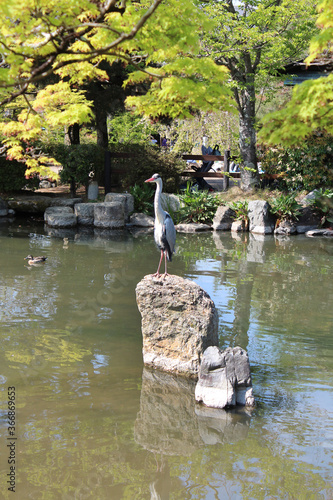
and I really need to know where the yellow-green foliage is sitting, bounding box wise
[259,0,333,145]
[0,0,231,177]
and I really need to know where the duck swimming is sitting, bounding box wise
[24,255,47,265]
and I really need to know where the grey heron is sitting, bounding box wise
[145,173,176,276]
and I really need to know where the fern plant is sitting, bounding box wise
[230,200,249,222]
[177,182,221,224]
[269,193,302,222]
[129,183,154,215]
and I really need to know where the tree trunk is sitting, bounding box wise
[95,107,108,148]
[237,75,259,191]
[65,123,80,197]
[231,55,260,191]
[67,123,80,146]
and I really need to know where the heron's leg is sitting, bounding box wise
[153,250,164,276]
[164,252,168,276]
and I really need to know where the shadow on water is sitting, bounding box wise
[0,219,332,498]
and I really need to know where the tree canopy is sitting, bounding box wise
[0,0,231,176]
[197,0,317,187]
[258,0,333,146]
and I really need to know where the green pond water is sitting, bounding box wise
[0,218,332,499]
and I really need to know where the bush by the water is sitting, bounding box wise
[43,142,183,193]
[261,133,333,191]
[0,156,39,193]
[177,182,221,224]
[43,143,105,191]
[110,143,183,193]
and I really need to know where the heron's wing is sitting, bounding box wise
[163,213,176,259]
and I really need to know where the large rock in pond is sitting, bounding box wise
[0,197,8,217]
[195,346,255,409]
[248,200,275,234]
[74,203,95,226]
[44,206,77,227]
[104,193,134,222]
[213,206,236,231]
[94,202,125,228]
[136,275,219,377]
[8,196,52,214]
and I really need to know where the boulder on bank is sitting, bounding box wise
[248,200,275,234]
[296,206,321,233]
[50,198,82,208]
[44,206,77,227]
[213,206,236,231]
[231,219,248,232]
[129,212,154,227]
[8,196,52,214]
[176,222,211,232]
[161,193,181,213]
[136,274,219,377]
[195,346,255,409]
[306,228,333,237]
[274,219,297,235]
[104,193,134,222]
[93,202,125,228]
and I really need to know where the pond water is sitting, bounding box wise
[0,218,332,499]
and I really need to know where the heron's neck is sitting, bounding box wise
[154,180,165,222]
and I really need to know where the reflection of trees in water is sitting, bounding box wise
[134,368,326,500]
[209,232,333,360]
[135,368,252,499]
[135,367,252,452]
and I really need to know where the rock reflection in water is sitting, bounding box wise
[135,368,252,457]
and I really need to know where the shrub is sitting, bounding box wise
[109,143,183,193]
[0,156,38,193]
[43,143,105,192]
[230,200,249,222]
[309,188,333,226]
[269,192,302,222]
[260,133,333,191]
[177,182,221,224]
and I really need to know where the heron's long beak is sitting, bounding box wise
[145,177,154,183]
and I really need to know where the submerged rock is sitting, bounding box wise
[195,346,255,409]
[136,274,219,377]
